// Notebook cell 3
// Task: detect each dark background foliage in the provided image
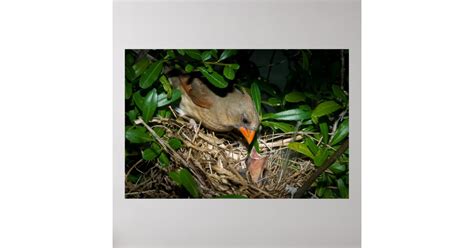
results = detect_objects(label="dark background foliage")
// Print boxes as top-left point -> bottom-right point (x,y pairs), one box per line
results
125,49 -> 349,198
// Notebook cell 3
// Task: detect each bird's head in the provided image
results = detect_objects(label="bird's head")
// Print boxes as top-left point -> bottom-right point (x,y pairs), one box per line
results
227,89 -> 260,144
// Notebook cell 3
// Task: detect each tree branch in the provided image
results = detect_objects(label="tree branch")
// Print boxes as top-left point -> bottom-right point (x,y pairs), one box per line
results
294,139 -> 349,198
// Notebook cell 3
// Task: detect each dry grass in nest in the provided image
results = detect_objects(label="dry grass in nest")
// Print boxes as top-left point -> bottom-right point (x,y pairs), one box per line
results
125,114 -> 319,198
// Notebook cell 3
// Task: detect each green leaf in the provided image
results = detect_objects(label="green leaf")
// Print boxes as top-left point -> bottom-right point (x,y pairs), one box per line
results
323,189 -> 336,198
329,162 -> 346,175
332,85 -> 348,104
312,101 -> 341,120
153,127 -> 165,137
304,92 -> 318,100
205,65 -> 214,72
301,119 -> 313,125
316,186 -> 326,198
210,49 -> 218,58
151,143 -> 162,154
169,168 -> 200,197
284,91 -> 306,103
259,81 -> 277,96
125,82 -> 132,100
184,64 -> 194,73
159,75 -> 173,98
132,58 -> 151,79
288,142 -> 314,159
302,125 -> 316,132
127,109 -> 137,123
319,122 -> 329,144
223,66 -> 235,80
125,52 -> 135,66
216,194 -> 247,199
198,67 -> 228,88
166,50 -> 176,59
132,91 -> 144,110
125,66 -> 136,81
304,137 -> 318,157
302,51 -> 310,71
158,109 -> 171,118
159,152 -> 170,167
262,97 -> 282,107
261,121 -> 294,133
327,173 -> 336,185
142,148 -> 159,161
250,82 -> 261,116
331,119 -> 349,145
125,126 -> 152,143
166,50 -> 175,58
230,63 -> 240,70
139,61 -> 163,89
127,174 -> 139,184
157,89 -> 181,107
262,109 -> 311,121
218,49 -> 236,61
142,89 -> 158,122
177,49 -> 185,56
201,51 -> 212,61
252,137 -> 260,153
337,178 -> 349,198
168,137 -> 182,150
298,104 -> 312,112
314,147 -> 329,167
184,50 -> 202,60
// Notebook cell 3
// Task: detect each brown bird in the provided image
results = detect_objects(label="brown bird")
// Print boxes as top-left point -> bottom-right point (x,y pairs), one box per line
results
247,146 -> 268,183
170,75 -> 259,144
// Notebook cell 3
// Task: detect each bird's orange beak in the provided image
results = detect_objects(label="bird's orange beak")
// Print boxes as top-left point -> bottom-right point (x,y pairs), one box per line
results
239,127 -> 256,144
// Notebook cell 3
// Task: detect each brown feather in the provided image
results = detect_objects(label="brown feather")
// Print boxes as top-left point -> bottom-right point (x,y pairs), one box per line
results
180,76 -> 213,109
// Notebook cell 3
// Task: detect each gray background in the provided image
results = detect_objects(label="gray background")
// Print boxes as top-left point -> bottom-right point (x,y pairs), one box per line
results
113,0 -> 361,247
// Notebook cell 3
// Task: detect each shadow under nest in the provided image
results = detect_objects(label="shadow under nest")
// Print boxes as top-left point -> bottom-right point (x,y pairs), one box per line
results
125,113 -> 318,199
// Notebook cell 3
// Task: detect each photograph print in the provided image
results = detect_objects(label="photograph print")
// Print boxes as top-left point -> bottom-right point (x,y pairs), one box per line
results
124,49 -> 349,199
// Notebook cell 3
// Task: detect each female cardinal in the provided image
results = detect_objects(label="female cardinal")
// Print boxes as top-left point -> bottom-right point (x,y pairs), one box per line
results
170,75 -> 259,144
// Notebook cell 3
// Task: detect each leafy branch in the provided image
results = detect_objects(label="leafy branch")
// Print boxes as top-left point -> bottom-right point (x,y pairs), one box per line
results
294,139 -> 349,198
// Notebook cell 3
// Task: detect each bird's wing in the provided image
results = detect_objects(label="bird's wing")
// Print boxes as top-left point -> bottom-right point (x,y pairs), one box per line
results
183,77 -> 213,109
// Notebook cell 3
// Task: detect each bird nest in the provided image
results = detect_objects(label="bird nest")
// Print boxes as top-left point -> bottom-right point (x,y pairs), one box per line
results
125,114 -> 317,198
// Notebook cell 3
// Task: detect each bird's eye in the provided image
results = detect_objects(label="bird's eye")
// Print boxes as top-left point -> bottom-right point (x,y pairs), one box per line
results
242,117 -> 249,124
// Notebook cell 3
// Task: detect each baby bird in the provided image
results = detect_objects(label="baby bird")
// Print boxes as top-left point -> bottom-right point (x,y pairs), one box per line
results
170,75 -> 259,144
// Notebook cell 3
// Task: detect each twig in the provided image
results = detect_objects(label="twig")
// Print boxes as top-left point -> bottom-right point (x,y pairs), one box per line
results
135,117 -> 210,189
266,50 -> 277,81
329,109 -> 347,142
168,106 -> 178,119
125,159 -> 143,183
192,120 -> 202,142
204,61 -> 233,67
294,139 -> 349,198
260,131 -> 318,142
257,58 -> 287,68
198,132 -> 224,145
315,136 -> 323,146
260,135 -> 303,149
125,189 -> 157,196
277,121 -> 302,185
